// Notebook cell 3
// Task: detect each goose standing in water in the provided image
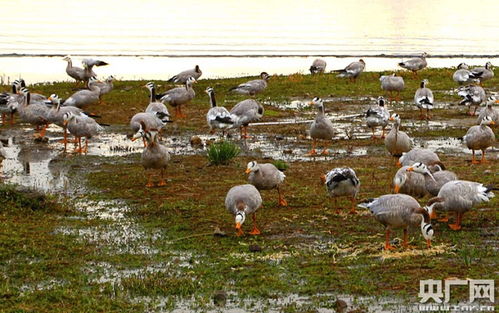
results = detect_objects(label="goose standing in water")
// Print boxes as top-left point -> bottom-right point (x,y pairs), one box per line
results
246,161 -> 287,206
393,165 -> 427,198
458,85 -> 486,116
470,62 -> 494,85
132,127 -> 170,187
398,148 -> 441,167
427,180 -> 495,230
0,79 -> 23,125
358,194 -> 434,250
414,79 -> 434,120
229,98 -> 264,139
168,65 -> 202,84
130,111 -> 171,146
225,184 -> 263,236
205,87 -> 237,136
63,77 -> 101,108
380,74 -> 404,101
229,72 -> 270,96
335,59 -> 365,82
17,88 -> 50,138
309,59 -> 327,74
398,52 -> 428,76
307,97 -> 335,155
144,82 -> 169,115
463,116 -> 496,164
365,96 -> 390,139
453,63 -> 475,85
476,97 -> 498,124
63,111 -> 103,154
321,167 -> 360,214
384,113 -> 411,157
159,76 -> 196,118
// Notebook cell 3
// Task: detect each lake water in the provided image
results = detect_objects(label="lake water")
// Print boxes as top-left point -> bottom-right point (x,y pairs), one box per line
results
1,0 -> 498,83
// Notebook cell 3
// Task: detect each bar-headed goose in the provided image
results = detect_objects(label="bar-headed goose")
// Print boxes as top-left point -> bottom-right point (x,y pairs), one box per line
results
476,97 -> 498,124
229,98 -> 264,139
427,180 -> 495,230
414,79 -> 434,120
309,59 -> 326,74
144,82 -> 169,116
398,148 -> 441,167
225,184 -> 263,236
132,127 -> 170,187
205,87 -> 237,136
358,194 -> 434,250
380,74 -> 404,101
470,62 -> 494,85
17,87 -> 50,138
246,161 -> 287,206
453,63 -> 476,85
458,85 -> 486,116
63,111 -> 103,154
393,165 -> 427,198
335,59 -> 365,82
398,52 -> 428,76
463,116 -> 496,164
81,58 -> 109,80
407,162 -> 458,198
63,56 -> 88,84
308,97 -> 335,155
130,111 -> 171,145
365,96 -> 390,139
229,72 -> 270,96
384,113 -> 411,157
92,75 -> 115,97
0,79 -> 23,124
168,65 -> 202,84
64,77 -> 101,108
159,76 -> 196,118
321,167 -> 360,214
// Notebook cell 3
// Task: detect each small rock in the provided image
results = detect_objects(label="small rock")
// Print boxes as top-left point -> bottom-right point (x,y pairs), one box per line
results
34,136 -> 49,143
334,299 -> 348,312
213,290 -> 227,307
283,149 -> 293,154
190,135 -> 203,147
249,245 -> 262,252
213,227 -> 227,237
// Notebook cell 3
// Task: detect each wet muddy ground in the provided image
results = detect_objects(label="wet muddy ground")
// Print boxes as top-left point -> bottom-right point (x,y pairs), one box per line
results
1,85 -> 497,312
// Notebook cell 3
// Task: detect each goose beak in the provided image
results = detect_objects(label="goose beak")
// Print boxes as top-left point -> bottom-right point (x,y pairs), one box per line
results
245,168 -> 251,174
491,121 -> 496,125
396,160 -> 401,167
63,120 -> 68,127
389,116 -> 394,121
320,174 -> 326,184
394,184 -> 400,193
407,167 -> 414,172
235,222 -> 243,236
495,100 -> 499,104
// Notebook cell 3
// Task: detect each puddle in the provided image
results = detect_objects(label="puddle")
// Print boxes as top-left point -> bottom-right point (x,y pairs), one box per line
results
415,137 -> 499,158
72,199 -> 131,221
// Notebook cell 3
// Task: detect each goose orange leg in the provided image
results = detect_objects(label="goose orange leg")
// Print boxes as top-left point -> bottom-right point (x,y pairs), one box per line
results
158,169 -> 167,186
349,197 -> 357,214
249,213 -> 261,235
448,212 -> 462,230
307,139 -> 317,155
385,229 -> 396,250
320,142 -> 330,155
145,172 -> 155,188
277,186 -> 288,206
480,150 -> 489,164
471,150 -> 480,164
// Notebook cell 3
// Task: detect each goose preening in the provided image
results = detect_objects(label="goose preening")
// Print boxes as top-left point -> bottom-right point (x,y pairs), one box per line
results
130,111 -> 171,146
309,59 -> 327,74
321,167 -> 360,214
144,82 -> 169,115
132,127 -> 170,187
229,72 -> 270,96
384,113 -> 412,157
17,87 -> 50,138
307,97 -> 335,155
358,194 -> 434,250
476,97 -> 498,124
365,96 -> 389,139
427,180 -> 495,230
246,161 -> 287,206
63,111 -> 103,154
407,162 -> 458,197
91,75 -> 115,98
463,116 -> 496,164
168,65 -> 202,84
453,63 -> 476,85
335,59 -> 365,82
380,74 -> 404,101
393,165 -> 427,198
398,148 -> 441,167
229,98 -> 264,139
398,52 -> 428,76
159,76 -> 196,118
225,184 -> 263,236
81,58 -> 109,79
458,85 -> 486,116
414,79 -> 434,120
470,62 -> 494,85
205,87 -> 237,136
63,77 -> 101,108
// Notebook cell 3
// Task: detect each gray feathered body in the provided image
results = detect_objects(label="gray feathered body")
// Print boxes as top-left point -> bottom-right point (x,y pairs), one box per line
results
380,75 -> 405,92
64,86 -> 101,108
207,106 -> 237,130
230,79 -> 267,95
366,106 -> 389,128
310,59 -> 327,74
414,87 -> 434,110
476,105 -> 498,124
470,63 -> 494,83
336,60 -> 365,78
67,115 -> 103,139
398,56 -> 427,72
142,141 -> 170,170
225,184 -> 262,216
18,100 -> 50,127
130,112 -> 166,133
161,84 -> 195,107
168,66 -> 202,83
230,99 -> 264,127
424,170 -> 458,196
399,148 -> 440,167
463,124 -> 495,150
324,167 -> 360,198
47,106 -> 83,127
394,166 -> 427,198
385,121 -> 411,156
248,163 -> 285,190
453,68 -> 474,84
310,109 -> 335,140
458,85 -> 486,107
432,180 -> 495,214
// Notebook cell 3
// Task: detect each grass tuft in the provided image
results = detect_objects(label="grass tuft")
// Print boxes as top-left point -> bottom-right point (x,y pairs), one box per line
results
206,140 -> 240,165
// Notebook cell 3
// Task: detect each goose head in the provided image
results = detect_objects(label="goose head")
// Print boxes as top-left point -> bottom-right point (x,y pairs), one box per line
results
421,52 -> 428,58
195,65 -> 201,73
420,79 -> 429,88
20,87 -> 30,105
205,86 -> 214,95
377,96 -> 386,107
485,62 -> 493,70
420,213 -> 434,248
309,97 -> 324,112
185,76 -> 197,87
62,111 -> 77,126
131,123 -> 146,141
359,59 -> 365,65
393,170 -> 408,193
106,75 -> 115,82
234,201 -> 247,235
389,113 -> 400,123
245,161 -> 259,174
155,111 -> 172,124
260,72 -> 270,81
457,63 -> 469,70
62,55 -> 71,62
406,162 -> 436,182
480,116 -> 495,126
